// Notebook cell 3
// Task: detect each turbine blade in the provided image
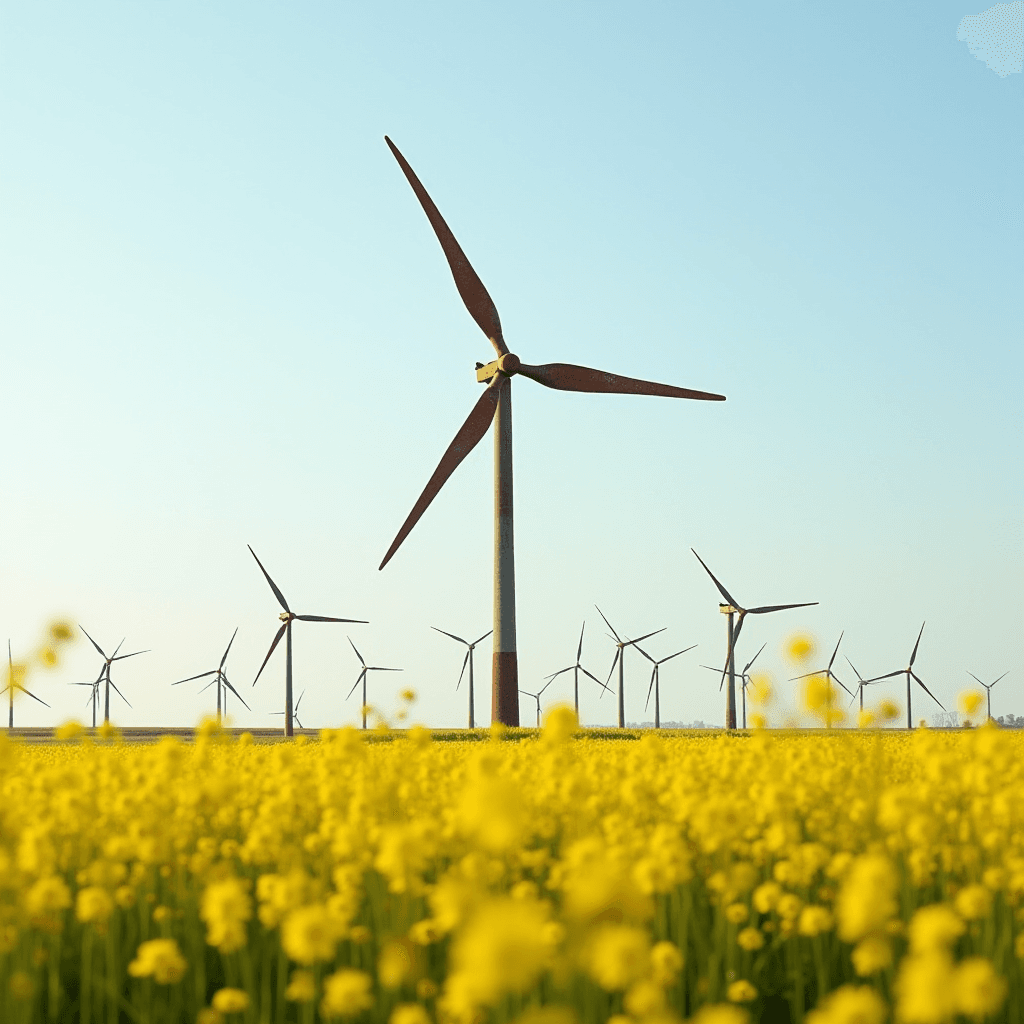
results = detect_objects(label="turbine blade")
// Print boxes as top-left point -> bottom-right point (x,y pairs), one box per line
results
580,666 -> 611,692
605,649 -> 620,686
645,666 -> 656,712
346,669 -> 366,701
220,627 -> 239,669
743,642 -> 767,674
456,649 -> 470,690
633,644 -> 656,664
863,670 -> 903,683
222,676 -> 251,711
732,613 -> 747,648
690,550 -> 741,608
661,644 -> 697,664
517,362 -> 725,401
79,626 -> 106,660
252,623 -> 288,686
747,602 -> 818,614
110,639 -> 126,658
909,622 -> 926,668
544,666 -> 573,682
594,605 -> 622,643
577,621 -> 585,662
432,627 -> 468,645
111,650 -> 148,662
827,631 -> 844,671
18,686 -> 50,708
625,628 -> 666,648
173,670 -> 217,685
297,615 -> 367,623
967,671 -> 986,687
379,380 -> 505,570
472,630 -> 493,646
384,137 -> 507,355
911,670 -> 944,711
248,546 -> 291,612
991,671 -> 1009,687
845,656 -> 864,682
830,671 -> 854,697
347,636 -> 367,667
198,678 -> 217,694
108,678 -> 132,708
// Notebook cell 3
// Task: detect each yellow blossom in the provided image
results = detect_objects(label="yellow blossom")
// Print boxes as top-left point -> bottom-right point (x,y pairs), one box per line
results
211,988 -> 250,1013
321,969 -> 373,1018
127,938 -> 187,984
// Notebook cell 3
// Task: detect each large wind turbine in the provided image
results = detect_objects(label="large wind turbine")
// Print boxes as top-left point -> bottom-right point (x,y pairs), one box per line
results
5,642 -> 49,727
346,638 -> 402,729
77,628 -> 147,726
596,606 -> 665,728
635,641 -> 696,729
173,629 -> 250,721
864,623 -> 944,729
967,670 -> 1009,722
377,137 -> 726,725
543,622 -> 609,721
249,546 -> 367,736
691,550 -> 817,730
432,626 -> 492,728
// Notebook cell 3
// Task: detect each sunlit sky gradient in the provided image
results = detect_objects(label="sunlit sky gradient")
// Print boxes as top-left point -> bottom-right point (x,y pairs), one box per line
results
2,3 -> 1020,730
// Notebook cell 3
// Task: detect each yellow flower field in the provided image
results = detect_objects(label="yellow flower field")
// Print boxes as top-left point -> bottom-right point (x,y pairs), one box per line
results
1,714 -> 1021,1024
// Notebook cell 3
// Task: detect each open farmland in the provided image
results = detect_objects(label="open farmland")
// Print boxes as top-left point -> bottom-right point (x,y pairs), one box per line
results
0,719 -> 1020,1023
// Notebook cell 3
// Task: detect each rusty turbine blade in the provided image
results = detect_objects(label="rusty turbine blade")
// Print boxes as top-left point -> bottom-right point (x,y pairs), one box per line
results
517,362 -> 726,401
380,379 -> 505,570
384,137 -> 507,356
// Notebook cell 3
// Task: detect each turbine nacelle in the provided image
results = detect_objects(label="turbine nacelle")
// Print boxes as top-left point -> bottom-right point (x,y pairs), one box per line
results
477,353 -> 521,381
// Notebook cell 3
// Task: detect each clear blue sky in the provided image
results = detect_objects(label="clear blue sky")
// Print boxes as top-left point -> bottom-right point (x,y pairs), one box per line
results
1,2 -> 1020,729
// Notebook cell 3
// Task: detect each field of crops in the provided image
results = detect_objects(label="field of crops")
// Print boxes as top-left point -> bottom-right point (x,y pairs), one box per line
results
0,715 -> 1020,1024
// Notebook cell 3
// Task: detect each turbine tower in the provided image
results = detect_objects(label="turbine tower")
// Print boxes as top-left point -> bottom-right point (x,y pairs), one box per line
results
702,642 -> 766,729
249,546 -> 367,737
378,137 -> 726,725
432,627 -> 492,728
596,606 -> 664,728
543,621 -> 609,721
691,550 -> 816,730
864,623 -> 944,729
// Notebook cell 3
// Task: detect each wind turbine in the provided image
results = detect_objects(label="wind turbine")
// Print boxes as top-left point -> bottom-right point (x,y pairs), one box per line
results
519,680 -> 555,728
173,629 -> 250,721
845,656 -> 880,712
346,638 -> 402,729
377,136 -> 726,726
863,623 -> 944,729
691,550 -> 817,730
635,641 -> 696,729
967,670 -> 1008,722
790,633 -> 854,717
249,546 -> 367,737
595,606 -> 665,728
700,642 -> 766,729
543,621 -> 609,721
78,627 -> 147,725
431,627 -> 492,728
273,690 -> 307,730
5,642 -> 49,727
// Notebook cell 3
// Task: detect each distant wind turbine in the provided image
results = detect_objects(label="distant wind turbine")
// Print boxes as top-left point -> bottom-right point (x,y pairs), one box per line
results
790,633 -> 854,715
864,623 -> 944,729
173,629 -> 250,721
701,642 -> 766,729
77,627 -> 147,726
249,546 -> 367,737
376,136 -> 726,726
273,690 -> 307,730
635,641 -> 696,729
691,550 -> 817,730
5,641 -> 49,727
596,606 -> 665,728
346,638 -> 402,729
845,656 -> 880,712
967,670 -> 1008,722
432,627 -> 492,728
519,679 -> 555,728
543,621 -> 609,721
